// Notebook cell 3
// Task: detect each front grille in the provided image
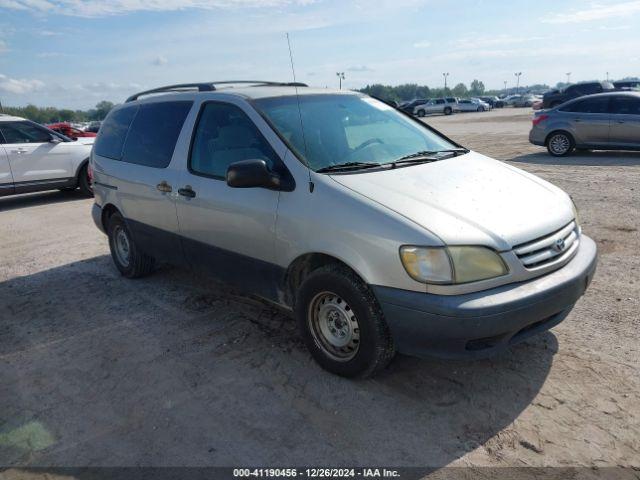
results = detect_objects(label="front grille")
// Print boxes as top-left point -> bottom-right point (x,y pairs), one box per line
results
514,221 -> 580,269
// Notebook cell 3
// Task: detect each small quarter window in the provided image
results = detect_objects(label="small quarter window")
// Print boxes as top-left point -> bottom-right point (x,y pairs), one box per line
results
94,106 -> 138,160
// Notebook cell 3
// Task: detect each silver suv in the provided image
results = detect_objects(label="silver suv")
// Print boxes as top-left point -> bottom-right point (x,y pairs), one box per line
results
414,98 -> 458,116
91,81 -> 597,378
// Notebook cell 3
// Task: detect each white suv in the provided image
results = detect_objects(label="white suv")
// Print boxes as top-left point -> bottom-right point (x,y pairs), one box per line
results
0,114 -> 94,197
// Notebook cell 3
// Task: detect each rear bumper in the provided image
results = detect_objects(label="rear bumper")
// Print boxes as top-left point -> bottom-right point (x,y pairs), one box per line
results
529,127 -> 546,146
373,236 -> 598,359
92,203 -> 105,234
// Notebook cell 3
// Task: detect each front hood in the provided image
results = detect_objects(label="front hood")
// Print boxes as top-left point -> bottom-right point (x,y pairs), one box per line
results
330,152 -> 573,250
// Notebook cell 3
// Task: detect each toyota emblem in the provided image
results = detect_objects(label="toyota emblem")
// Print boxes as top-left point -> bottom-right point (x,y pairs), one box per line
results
553,238 -> 566,252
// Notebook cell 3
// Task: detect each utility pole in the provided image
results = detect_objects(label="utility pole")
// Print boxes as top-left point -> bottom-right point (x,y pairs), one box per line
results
336,72 -> 345,90
443,72 -> 450,91
566,72 -> 571,84
514,72 -> 522,94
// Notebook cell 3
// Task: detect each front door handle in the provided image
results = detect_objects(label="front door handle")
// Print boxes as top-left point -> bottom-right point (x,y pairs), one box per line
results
178,185 -> 196,198
10,148 -> 28,154
156,180 -> 172,193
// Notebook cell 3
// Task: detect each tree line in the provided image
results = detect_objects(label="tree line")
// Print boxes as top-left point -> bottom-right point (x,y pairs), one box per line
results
0,101 -> 115,124
359,81 -> 552,103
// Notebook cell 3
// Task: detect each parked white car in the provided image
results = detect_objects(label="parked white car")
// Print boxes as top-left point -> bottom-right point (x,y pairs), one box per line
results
0,114 -> 93,197
457,98 -> 490,112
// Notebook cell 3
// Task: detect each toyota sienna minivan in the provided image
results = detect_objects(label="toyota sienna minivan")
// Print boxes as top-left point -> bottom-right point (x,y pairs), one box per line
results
90,81 -> 597,378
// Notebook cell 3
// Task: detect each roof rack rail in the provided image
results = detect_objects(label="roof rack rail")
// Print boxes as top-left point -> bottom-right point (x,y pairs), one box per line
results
125,80 -> 308,102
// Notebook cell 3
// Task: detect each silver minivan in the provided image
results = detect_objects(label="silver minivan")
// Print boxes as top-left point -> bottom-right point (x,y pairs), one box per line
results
91,81 -> 597,378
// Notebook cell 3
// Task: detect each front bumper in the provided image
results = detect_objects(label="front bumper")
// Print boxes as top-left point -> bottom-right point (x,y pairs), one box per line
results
373,235 -> 597,359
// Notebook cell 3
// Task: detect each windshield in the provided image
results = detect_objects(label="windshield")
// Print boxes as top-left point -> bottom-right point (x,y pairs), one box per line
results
253,94 -> 458,171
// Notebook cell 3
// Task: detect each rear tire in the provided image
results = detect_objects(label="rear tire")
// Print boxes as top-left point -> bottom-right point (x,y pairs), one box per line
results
107,212 -> 155,278
444,106 -> 452,115
295,264 -> 395,378
77,163 -> 93,197
416,109 -> 426,117
546,131 -> 575,157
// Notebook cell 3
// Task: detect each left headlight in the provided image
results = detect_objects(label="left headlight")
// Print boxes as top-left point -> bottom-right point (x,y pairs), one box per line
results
400,246 -> 508,285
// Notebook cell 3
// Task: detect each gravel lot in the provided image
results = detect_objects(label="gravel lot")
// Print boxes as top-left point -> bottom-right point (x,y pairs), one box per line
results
0,108 -> 638,470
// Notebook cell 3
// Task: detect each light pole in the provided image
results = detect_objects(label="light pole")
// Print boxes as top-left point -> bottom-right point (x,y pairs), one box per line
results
606,71 -> 610,81
566,72 -> 571,84
503,80 -> 507,95
336,72 -> 345,90
514,72 -> 522,94
443,72 -> 450,91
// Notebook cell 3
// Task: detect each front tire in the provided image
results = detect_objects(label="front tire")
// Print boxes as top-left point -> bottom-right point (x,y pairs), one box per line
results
107,212 -> 155,278
416,109 -> 426,117
295,265 -> 395,378
546,131 -> 575,157
78,163 -> 93,197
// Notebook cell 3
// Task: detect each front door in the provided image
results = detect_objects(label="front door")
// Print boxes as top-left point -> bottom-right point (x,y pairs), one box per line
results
608,95 -> 640,148
175,100 -> 282,301
0,145 -> 14,196
0,121 -> 73,187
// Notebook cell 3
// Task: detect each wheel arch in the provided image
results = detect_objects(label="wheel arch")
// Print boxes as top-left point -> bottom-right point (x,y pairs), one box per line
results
100,203 -> 121,232
544,129 -> 575,146
73,157 -> 90,181
283,252 -> 369,307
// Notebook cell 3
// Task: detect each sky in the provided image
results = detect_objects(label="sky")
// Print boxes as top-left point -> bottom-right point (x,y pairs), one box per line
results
0,0 -> 639,109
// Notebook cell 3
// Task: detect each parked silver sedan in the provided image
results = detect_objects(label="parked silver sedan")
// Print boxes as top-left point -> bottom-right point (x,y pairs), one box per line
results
529,91 -> 640,156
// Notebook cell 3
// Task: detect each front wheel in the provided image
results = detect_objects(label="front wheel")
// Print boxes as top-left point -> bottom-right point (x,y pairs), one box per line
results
416,109 -> 426,117
78,163 -> 93,197
107,212 -> 155,278
295,265 -> 395,378
547,131 -> 575,157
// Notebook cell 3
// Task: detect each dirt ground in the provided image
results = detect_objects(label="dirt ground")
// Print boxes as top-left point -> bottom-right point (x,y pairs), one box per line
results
0,108 -> 638,470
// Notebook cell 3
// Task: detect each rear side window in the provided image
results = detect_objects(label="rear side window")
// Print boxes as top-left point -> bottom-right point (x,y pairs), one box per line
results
94,106 -> 138,160
189,102 -> 278,179
0,121 -> 52,144
560,97 -> 609,114
610,96 -> 640,115
121,101 -> 193,168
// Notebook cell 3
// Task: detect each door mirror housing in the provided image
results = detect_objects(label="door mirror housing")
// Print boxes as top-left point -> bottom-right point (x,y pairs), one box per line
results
226,159 -> 282,190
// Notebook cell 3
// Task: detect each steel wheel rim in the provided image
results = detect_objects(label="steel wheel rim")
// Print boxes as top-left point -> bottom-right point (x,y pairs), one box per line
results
308,291 -> 360,362
114,226 -> 131,267
550,134 -> 570,154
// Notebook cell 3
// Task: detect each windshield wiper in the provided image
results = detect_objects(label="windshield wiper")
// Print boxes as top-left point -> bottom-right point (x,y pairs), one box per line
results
394,148 -> 468,162
316,162 -> 380,173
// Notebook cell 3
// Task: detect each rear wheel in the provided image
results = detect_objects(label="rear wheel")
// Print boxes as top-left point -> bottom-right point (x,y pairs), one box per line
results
444,106 -> 452,115
546,131 -> 575,157
295,264 -> 395,378
416,109 -> 426,117
107,212 -> 155,278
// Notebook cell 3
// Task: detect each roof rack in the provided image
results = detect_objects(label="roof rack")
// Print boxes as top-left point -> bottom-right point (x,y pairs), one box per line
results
125,80 -> 308,102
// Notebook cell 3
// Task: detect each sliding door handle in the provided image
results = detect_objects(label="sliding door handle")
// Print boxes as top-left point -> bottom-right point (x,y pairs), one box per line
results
156,180 -> 172,193
178,185 -> 196,198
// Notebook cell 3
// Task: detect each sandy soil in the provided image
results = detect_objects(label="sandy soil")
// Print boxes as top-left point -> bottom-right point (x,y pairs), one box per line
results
0,108 -> 638,470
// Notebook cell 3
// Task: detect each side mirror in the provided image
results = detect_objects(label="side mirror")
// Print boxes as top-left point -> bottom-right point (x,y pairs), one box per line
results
226,159 -> 281,190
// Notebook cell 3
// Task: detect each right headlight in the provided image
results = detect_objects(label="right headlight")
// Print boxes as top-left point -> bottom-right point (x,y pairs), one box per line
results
400,245 -> 508,285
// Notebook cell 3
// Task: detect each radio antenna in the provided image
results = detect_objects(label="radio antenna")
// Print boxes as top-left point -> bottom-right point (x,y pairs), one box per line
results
286,32 -> 313,192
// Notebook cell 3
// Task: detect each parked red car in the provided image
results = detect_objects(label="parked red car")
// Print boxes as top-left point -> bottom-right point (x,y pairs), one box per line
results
46,122 -> 97,139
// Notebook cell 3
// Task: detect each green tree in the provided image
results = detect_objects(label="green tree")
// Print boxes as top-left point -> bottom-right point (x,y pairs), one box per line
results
469,79 -> 485,96
451,83 -> 468,97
